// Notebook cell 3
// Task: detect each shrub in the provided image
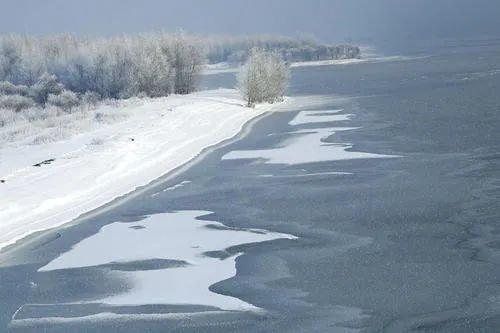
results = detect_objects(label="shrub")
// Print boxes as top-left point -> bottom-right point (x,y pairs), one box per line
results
29,73 -> 64,105
0,94 -> 35,112
0,81 -> 29,96
94,109 -> 128,123
0,109 -> 16,127
47,90 -> 80,113
82,91 -> 100,110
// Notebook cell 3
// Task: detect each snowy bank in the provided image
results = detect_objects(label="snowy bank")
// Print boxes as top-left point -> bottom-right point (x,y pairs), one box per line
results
203,55 -> 425,75
0,89 -> 283,251
289,55 -> 423,68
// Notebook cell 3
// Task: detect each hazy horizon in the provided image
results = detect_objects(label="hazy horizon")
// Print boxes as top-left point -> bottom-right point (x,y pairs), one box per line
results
1,0 -> 499,45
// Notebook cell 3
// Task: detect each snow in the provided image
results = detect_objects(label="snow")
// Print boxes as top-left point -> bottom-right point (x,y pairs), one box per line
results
150,180 -> 191,197
223,110 -> 400,165
290,55 -> 426,68
222,127 -> 394,165
39,210 -> 296,311
0,89 -> 284,251
288,109 -> 349,125
10,311 -> 230,326
257,171 -> 352,178
203,62 -> 240,75
203,55 -> 426,75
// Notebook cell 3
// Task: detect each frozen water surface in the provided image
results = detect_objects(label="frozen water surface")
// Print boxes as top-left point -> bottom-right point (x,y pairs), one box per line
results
223,110 -> 399,165
288,109 -> 349,126
40,211 -> 296,311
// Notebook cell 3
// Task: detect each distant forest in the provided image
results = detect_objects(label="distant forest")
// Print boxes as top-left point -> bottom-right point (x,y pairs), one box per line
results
205,35 -> 361,64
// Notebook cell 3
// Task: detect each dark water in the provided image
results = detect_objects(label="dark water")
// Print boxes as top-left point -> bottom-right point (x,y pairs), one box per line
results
1,39 -> 500,332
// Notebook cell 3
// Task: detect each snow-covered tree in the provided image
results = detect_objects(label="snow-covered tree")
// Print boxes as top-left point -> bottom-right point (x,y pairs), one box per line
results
0,37 -> 23,83
0,32 -> 337,102
170,32 -> 204,95
131,41 -> 172,97
265,52 -> 290,103
238,48 -> 290,107
30,73 -> 64,105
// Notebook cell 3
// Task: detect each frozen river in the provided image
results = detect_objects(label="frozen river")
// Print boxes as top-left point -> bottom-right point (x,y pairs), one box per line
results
1,38 -> 500,332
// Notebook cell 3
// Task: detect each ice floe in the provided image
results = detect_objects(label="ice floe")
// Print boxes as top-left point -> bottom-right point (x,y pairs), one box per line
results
39,211 -> 296,311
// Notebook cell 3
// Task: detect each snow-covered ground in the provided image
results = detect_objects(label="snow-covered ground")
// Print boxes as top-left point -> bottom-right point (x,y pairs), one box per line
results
0,89 -> 284,251
203,62 -> 241,75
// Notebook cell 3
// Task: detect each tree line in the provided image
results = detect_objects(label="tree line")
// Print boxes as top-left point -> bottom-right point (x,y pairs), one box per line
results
0,32 -> 204,100
0,32 -> 359,113
204,34 -> 360,64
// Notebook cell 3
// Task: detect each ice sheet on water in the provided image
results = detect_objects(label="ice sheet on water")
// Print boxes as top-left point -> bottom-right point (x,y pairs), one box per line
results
288,109 -> 349,126
223,127 -> 397,165
39,210 -> 296,311
223,110 -> 399,165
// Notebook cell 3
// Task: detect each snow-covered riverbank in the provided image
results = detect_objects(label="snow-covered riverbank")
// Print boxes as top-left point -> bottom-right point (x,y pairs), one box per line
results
0,89 -> 282,251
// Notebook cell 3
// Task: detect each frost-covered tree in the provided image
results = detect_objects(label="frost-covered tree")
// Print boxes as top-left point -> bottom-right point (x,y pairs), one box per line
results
131,41 -> 172,97
170,32 -> 205,95
238,48 -> 290,107
0,37 -> 23,83
0,32 -> 337,102
238,49 -> 262,108
265,52 -> 290,103
30,73 -> 64,105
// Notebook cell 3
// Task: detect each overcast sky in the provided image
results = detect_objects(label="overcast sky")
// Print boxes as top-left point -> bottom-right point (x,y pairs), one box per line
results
0,0 -> 499,43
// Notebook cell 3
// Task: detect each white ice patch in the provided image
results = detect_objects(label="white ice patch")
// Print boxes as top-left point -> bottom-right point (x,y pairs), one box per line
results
151,180 -> 191,197
39,211 -> 296,311
10,311 -> 229,327
288,109 -> 349,126
257,171 -> 352,178
223,127 -> 396,165
223,110 -> 399,165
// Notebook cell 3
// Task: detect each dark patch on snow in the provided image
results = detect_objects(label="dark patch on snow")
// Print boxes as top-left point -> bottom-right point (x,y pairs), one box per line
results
204,223 -> 266,234
12,303 -> 220,321
30,233 -> 62,251
202,250 -> 233,260
33,159 -> 55,167
99,259 -> 189,271
129,225 -> 146,230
